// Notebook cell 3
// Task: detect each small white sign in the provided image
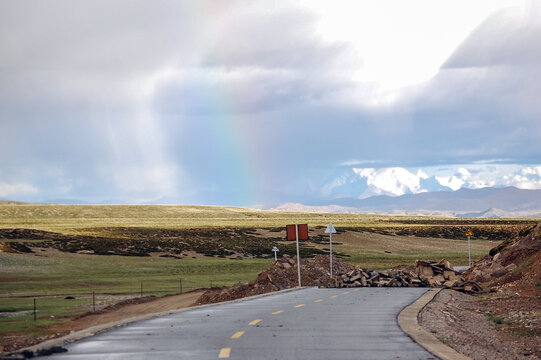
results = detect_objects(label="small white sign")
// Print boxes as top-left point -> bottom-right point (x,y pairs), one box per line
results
325,222 -> 336,234
272,246 -> 279,261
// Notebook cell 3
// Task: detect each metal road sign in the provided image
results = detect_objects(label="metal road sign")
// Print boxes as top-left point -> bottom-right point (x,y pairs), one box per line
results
287,224 -> 309,241
325,222 -> 336,278
465,229 -> 473,267
325,222 -> 337,234
285,225 -> 304,287
272,246 -> 279,261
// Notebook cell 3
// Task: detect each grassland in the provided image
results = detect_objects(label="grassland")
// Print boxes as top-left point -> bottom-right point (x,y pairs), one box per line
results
0,251 -> 271,337
0,203 -> 534,233
0,202 -> 537,344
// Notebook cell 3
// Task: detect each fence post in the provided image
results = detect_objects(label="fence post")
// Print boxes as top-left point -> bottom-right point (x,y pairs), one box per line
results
140,281 -> 143,297
179,279 -> 183,294
33,298 -> 36,322
93,291 -> 96,312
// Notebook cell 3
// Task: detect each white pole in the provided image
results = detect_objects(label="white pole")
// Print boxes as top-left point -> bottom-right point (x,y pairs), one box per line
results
468,235 -> 471,268
295,224 -> 302,287
329,232 -> 333,279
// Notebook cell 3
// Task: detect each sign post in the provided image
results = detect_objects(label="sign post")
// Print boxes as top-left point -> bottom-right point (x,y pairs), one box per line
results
325,222 -> 337,279
465,229 -> 473,267
272,246 -> 279,261
286,224 -> 308,288
295,224 -> 301,287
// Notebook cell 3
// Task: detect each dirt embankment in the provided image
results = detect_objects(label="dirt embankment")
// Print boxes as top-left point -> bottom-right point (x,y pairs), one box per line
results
420,224 -> 541,360
420,290 -> 540,360
464,224 -> 541,296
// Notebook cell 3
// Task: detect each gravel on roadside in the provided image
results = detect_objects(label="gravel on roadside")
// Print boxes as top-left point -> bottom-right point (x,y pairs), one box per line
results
419,289 -> 540,360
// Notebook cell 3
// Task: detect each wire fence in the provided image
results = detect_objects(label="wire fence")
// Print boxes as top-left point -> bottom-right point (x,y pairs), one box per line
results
0,278 -> 240,323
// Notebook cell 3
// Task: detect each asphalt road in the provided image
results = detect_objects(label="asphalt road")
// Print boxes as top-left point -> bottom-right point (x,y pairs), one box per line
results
45,287 -> 437,360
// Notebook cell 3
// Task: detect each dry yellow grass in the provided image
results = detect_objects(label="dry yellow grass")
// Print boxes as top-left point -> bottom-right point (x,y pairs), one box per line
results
0,203 -> 534,234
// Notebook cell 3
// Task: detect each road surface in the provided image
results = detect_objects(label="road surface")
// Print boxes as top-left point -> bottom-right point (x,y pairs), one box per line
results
45,287 -> 437,360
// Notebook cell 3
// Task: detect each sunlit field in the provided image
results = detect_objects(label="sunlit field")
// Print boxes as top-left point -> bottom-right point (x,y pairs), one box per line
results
0,203 -> 536,337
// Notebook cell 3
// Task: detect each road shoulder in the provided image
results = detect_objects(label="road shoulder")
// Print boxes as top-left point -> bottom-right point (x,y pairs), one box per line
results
398,288 -> 472,360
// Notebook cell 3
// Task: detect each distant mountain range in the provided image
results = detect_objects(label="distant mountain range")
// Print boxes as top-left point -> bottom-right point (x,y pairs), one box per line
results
269,187 -> 541,218
4,187 -> 541,218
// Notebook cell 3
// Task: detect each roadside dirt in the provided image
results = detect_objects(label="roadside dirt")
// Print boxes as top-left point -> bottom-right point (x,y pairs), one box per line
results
420,289 -> 540,360
420,224 -> 541,360
196,255 -> 354,305
0,290 -> 203,354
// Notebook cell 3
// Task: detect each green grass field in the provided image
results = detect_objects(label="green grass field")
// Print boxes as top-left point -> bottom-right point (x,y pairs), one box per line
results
0,203 -> 537,340
0,252 -> 271,336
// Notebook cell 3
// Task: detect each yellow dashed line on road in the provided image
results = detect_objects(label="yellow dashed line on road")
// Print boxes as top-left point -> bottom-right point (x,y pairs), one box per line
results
295,304 -> 306,308
314,299 -> 323,302
231,331 -> 245,339
249,319 -> 262,326
343,291 -> 350,294
330,295 -> 338,298
272,310 -> 284,315
218,347 -> 231,358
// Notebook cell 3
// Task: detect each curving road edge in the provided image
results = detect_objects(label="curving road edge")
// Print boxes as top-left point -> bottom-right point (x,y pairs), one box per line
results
397,288 -> 473,360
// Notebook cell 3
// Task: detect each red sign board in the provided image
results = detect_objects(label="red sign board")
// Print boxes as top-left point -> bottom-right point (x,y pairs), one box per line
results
286,224 -> 309,241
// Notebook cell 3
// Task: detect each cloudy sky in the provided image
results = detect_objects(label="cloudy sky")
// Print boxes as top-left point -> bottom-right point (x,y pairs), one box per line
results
1,0 -> 540,205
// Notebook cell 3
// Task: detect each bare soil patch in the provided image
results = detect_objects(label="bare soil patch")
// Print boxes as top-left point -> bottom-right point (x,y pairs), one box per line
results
420,224 -> 541,360
420,289 -> 540,360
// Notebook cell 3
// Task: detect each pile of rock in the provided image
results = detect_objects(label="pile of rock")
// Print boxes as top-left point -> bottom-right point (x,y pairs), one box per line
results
415,259 -> 482,293
197,255 -> 484,305
335,267 -> 423,288
336,259 -> 483,294
197,255 -> 353,304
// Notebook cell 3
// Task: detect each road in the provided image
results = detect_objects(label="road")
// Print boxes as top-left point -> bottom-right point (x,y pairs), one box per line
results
45,287 -> 437,360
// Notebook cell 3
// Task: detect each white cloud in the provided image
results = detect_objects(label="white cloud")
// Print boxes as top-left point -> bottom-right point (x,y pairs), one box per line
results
320,173 -> 349,197
0,182 -> 38,198
417,170 -> 429,180
339,159 -> 382,167
303,0 -> 524,93
435,175 -> 465,191
428,165 -> 541,192
352,167 -> 425,197
522,166 -> 541,176
323,164 -> 541,199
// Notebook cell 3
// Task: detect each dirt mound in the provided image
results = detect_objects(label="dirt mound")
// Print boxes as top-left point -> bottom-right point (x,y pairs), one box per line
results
196,255 -> 354,305
196,255 -> 481,305
464,224 -> 541,294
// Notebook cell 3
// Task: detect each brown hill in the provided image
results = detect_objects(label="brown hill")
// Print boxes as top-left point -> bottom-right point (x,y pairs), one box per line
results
464,224 -> 541,295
